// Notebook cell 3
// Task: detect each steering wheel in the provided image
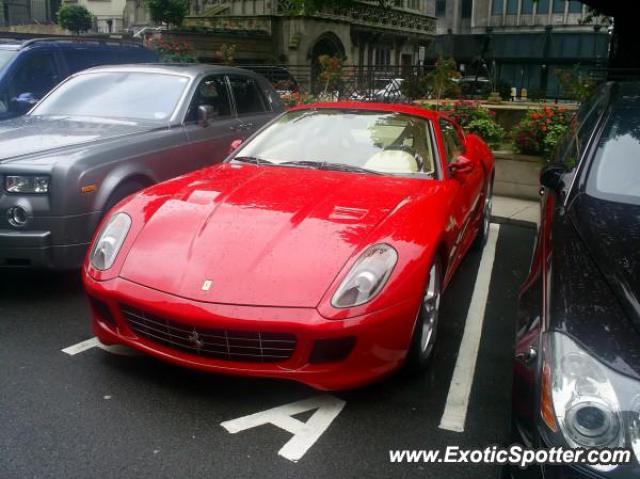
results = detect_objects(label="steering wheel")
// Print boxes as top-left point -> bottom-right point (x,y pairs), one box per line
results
382,145 -> 425,171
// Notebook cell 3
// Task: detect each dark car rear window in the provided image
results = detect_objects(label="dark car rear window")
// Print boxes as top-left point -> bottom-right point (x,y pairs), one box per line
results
587,107 -> 640,205
62,46 -> 158,74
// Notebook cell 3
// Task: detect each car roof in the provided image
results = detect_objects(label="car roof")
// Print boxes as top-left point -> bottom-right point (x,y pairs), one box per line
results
77,63 -> 263,79
289,101 -> 443,121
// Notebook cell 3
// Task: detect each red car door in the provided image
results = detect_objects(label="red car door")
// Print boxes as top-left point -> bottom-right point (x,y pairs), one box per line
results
438,119 -> 485,282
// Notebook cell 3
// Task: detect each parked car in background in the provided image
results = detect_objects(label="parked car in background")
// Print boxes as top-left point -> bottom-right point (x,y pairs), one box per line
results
0,37 -> 159,121
455,76 -> 492,98
242,65 -> 299,95
83,102 -> 495,390
511,82 -> 640,478
0,63 -> 285,269
350,78 -> 405,103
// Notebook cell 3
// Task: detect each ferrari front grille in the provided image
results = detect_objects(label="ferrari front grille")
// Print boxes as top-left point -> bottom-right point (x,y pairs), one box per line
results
121,305 -> 297,363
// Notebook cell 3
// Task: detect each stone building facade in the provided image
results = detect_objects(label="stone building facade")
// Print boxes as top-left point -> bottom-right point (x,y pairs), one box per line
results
180,0 -> 437,68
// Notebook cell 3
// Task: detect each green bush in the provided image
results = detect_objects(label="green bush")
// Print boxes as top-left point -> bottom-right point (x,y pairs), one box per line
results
466,118 -> 506,147
145,0 -> 189,27
57,5 -> 92,35
425,100 -> 505,147
148,37 -> 196,63
542,124 -> 570,160
512,107 -> 573,157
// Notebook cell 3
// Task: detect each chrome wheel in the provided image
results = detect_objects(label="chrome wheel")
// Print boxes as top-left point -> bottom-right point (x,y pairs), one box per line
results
482,183 -> 493,239
420,261 -> 441,355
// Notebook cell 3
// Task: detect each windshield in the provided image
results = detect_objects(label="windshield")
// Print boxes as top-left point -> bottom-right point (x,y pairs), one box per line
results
232,109 -> 436,176
587,107 -> 640,205
0,50 -> 16,70
31,72 -> 189,122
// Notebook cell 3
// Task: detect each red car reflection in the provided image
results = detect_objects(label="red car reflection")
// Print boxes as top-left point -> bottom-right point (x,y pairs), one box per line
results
82,102 -> 495,390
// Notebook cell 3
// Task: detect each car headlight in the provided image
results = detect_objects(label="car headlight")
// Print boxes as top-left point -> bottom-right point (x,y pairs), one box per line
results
331,244 -> 398,308
5,175 -> 50,193
542,332 -> 640,470
90,213 -> 131,271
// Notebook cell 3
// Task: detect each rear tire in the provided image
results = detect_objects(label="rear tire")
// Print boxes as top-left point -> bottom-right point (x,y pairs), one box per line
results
474,176 -> 494,250
406,257 -> 442,371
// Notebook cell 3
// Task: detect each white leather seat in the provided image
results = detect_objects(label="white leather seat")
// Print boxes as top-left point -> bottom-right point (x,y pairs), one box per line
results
363,150 -> 420,174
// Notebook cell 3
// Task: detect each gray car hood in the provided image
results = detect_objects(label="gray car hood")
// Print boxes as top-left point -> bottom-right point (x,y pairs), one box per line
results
0,116 -> 161,164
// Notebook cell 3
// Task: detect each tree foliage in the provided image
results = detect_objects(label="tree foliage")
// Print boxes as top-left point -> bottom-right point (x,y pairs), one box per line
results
426,57 -> 461,108
57,5 -> 93,35
145,0 -> 189,27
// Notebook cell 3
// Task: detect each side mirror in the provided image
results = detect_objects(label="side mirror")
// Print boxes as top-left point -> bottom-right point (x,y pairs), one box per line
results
449,156 -> 474,176
197,105 -> 216,127
10,92 -> 39,114
540,165 -> 565,192
228,139 -> 243,154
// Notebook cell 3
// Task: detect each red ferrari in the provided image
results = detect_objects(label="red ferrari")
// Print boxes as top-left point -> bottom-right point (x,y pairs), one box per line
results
82,102 -> 495,390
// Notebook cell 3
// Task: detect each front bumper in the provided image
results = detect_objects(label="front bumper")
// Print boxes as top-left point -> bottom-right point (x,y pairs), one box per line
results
83,274 -> 419,390
0,211 -> 102,269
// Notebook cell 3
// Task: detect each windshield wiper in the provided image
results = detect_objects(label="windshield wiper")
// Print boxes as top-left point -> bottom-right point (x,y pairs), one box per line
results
279,160 -> 323,169
232,156 -> 273,166
319,163 -> 384,175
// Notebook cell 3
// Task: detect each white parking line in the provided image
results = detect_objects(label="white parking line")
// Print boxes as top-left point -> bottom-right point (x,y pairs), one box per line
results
62,337 -> 139,356
62,337 -> 101,356
439,223 -> 500,433
221,395 -> 346,463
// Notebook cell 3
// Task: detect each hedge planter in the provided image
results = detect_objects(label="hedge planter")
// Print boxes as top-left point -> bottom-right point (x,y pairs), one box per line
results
492,149 -> 543,201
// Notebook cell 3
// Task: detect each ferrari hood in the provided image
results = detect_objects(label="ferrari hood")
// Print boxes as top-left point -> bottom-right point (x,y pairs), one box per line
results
120,164 -> 432,307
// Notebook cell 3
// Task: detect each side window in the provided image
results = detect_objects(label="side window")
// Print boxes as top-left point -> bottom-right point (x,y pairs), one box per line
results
551,95 -> 605,172
11,50 -> 59,99
228,75 -> 268,115
186,75 -> 232,123
440,119 -> 464,164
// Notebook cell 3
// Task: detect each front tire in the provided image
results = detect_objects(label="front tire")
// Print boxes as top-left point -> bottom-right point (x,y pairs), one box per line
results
406,257 -> 442,371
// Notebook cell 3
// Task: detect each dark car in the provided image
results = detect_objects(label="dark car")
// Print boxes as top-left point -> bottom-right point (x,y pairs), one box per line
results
0,37 -> 158,120
511,82 -> 640,478
0,63 -> 284,270
242,65 -> 299,95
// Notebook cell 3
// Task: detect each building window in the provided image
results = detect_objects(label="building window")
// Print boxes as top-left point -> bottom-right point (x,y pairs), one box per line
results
552,0 -> 565,14
536,0 -> 549,13
521,0 -> 534,14
375,47 -> 391,67
492,0 -> 504,15
436,0 -> 446,16
407,0 -> 420,10
568,1 -> 582,13
461,0 -> 472,18
506,0 -> 518,14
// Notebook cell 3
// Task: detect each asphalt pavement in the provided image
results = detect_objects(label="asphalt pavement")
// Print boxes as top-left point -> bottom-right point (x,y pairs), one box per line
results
0,224 -> 535,479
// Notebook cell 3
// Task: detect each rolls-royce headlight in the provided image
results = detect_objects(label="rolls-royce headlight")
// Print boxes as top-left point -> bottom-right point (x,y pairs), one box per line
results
5,175 -> 50,193
332,244 -> 397,308
90,213 -> 131,271
542,332 -> 640,470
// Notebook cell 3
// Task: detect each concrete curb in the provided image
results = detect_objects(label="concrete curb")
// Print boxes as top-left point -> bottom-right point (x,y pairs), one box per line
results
491,214 -> 538,229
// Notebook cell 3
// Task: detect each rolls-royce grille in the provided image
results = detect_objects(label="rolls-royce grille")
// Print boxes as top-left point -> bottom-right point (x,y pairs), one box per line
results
121,305 -> 297,363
